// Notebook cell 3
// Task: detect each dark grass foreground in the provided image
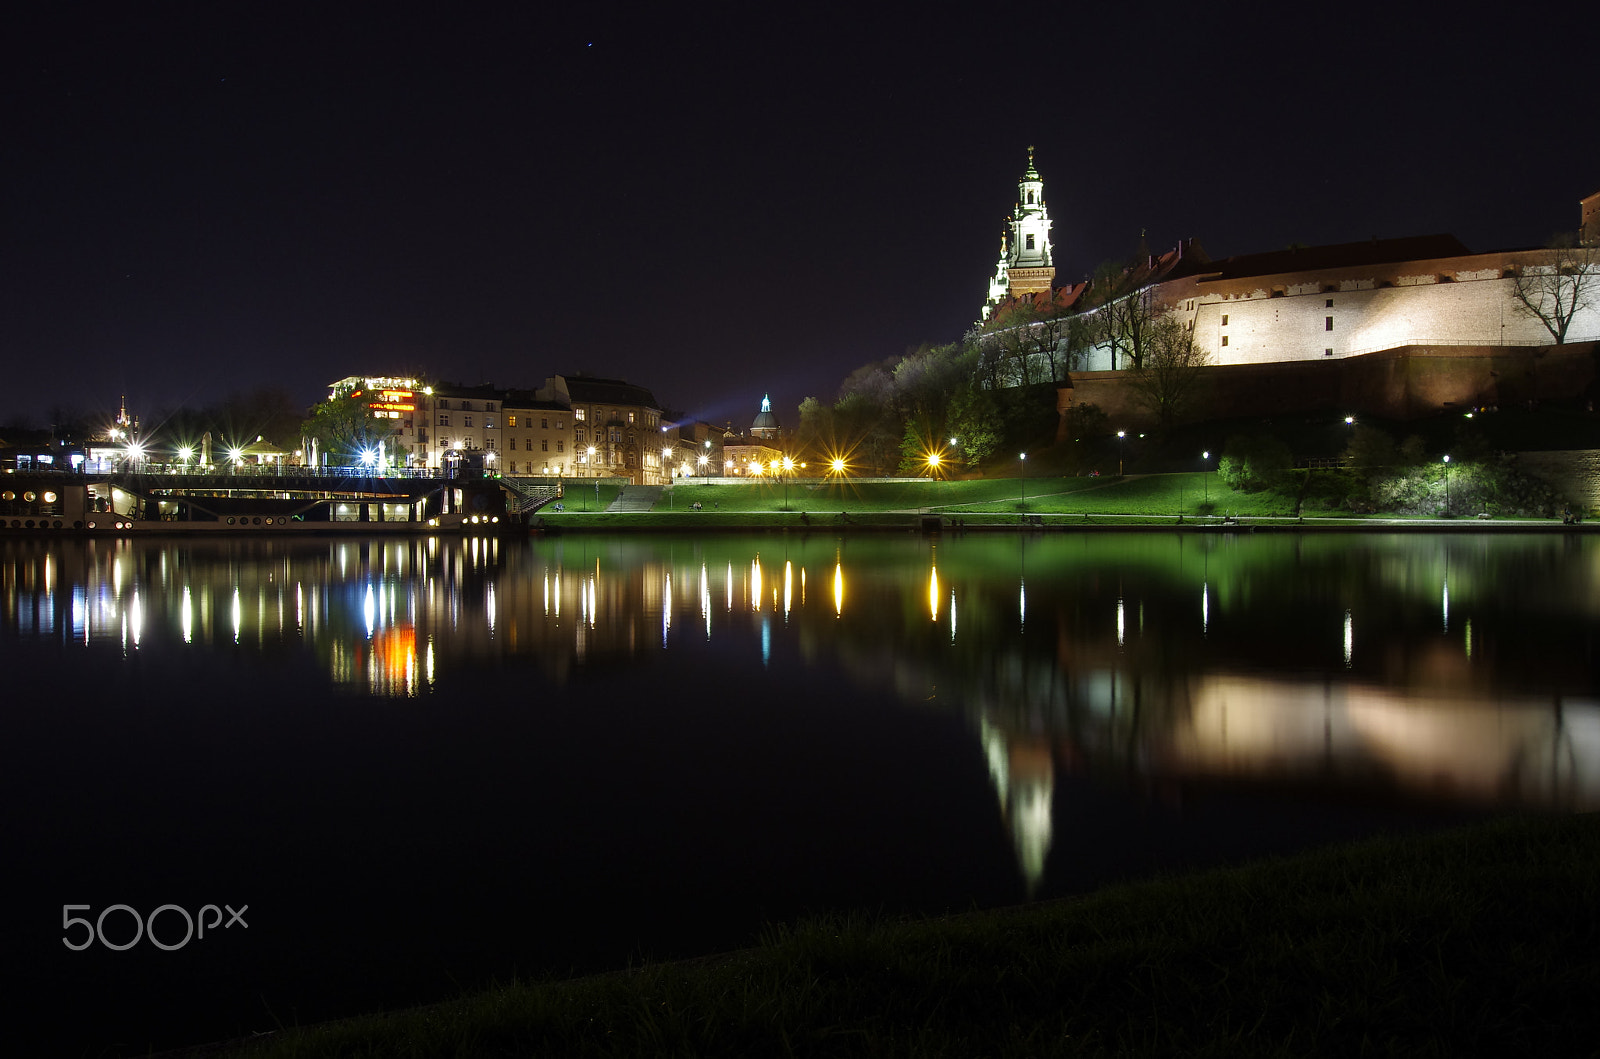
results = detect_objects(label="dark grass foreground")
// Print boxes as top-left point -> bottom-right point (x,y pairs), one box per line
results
209,814 -> 1598,1058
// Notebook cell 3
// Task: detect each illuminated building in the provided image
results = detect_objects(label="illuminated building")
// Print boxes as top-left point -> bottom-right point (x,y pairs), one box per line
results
535,375 -> 665,484
980,145 -> 1055,320
327,374 -> 666,484
720,395 -> 785,476
978,160 -> 1600,422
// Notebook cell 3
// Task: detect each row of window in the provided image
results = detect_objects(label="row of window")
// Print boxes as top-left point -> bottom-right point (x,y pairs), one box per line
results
508,438 -> 565,452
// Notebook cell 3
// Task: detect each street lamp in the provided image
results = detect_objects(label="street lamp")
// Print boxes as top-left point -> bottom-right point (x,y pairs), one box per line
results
1202,450 -> 1210,504
1019,452 -> 1027,509
926,451 -> 942,509
1442,454 -> 1451,513
1117,430 -> 1126,476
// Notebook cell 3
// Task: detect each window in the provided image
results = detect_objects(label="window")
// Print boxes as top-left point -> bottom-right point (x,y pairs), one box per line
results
1325,299 -> 1334,308
486,418 -> 495,429
508,415 -> 517,428
575,428 -> 585,443
439,414 -> 450,427
1325,317 -> 1334,331
556,440 -> 564,453
1325,348 -> 1334,356
438,399 -> 449,409
541,418 -> 548,429
557,418 -> 566,430
575,408 -> 586,421
627,411 -> 635,424
1221,315 -> 1228,325
465,415 -> 474,427
1025,234 -> 1036,250
541,439 -> 549,452
509,438 -> 517,450
1221,336 -> 1229,346
486,402 -> 496,412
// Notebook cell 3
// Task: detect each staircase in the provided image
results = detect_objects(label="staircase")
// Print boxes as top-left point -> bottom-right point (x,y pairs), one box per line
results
607,485 -> 662,512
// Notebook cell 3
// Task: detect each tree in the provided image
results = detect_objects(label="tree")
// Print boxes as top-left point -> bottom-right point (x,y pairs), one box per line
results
1219,434 -> 1292,491
1510,236 -> 1600,344
301,392 -> 391,466
1125,315 -> 1210,428
1079,261 -> 1160,370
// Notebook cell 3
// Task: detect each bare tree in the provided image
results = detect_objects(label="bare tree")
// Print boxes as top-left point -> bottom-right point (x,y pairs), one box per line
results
1127,315 -> 1210,428
1510,236 -> 1600,344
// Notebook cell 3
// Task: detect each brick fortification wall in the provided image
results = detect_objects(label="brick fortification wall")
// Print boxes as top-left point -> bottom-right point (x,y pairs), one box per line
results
1517,450 -> 1600,513
1059,343 -> 1598,432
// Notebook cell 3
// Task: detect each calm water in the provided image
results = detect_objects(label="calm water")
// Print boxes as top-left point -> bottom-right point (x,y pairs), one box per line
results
3,530 -> 1597,1054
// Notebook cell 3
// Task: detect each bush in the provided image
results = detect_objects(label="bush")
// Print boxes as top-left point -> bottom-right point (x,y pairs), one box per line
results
1219,434 -> 1294,492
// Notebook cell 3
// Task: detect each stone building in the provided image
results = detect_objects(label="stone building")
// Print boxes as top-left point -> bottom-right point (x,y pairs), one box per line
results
977,155 -> 1600,423
329,373 -> 667,483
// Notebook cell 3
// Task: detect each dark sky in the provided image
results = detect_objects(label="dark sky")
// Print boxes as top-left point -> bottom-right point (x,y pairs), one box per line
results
3,4 -> 1594,431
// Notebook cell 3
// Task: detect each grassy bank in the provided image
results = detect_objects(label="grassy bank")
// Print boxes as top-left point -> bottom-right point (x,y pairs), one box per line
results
532,474 -> 1583,531
207,812 -> 1598,1058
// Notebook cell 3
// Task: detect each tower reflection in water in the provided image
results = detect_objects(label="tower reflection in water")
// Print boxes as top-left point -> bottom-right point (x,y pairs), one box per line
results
3,531 -> 1597,898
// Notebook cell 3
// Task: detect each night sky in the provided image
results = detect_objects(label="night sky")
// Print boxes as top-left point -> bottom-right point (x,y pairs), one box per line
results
4,4 -> 1595,431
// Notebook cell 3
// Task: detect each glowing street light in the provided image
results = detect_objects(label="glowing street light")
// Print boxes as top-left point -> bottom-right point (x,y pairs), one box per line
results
1442,454 -> 1451,513
1117,430 -> 1127,476
1019,452 -> 1027,509
1202,450 -> 1211,503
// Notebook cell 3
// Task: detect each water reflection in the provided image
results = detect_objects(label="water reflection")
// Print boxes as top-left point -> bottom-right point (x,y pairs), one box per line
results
3,532 -> 1598,899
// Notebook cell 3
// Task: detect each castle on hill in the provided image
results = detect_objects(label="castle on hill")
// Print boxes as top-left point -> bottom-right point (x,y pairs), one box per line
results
978,150 -> 1600,419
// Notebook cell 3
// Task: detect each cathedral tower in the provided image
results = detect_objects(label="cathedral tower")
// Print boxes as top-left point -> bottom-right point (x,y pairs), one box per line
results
1006,146 -> 1054,295
981,147 -> 1056,319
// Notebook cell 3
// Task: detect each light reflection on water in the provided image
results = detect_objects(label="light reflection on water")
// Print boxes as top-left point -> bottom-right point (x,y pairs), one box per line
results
5,533 -> 1599,889
4,530 -> 1599,1053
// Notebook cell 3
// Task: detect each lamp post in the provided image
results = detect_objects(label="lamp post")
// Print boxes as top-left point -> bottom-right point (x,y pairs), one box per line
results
1442,454 -> 1451,514
1019,452 -> 1027,509
782,456 -> 794,510
1117,430 -> 1126,476
926,451 -> 941,509
1202,450 -> 1210,504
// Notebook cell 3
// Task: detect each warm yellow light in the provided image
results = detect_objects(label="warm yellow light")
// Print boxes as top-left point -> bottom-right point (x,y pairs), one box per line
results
832,458 -> 845,473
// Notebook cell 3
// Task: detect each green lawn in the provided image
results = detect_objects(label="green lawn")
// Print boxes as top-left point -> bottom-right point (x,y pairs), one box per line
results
211,812 -> 1600,1058
542,474 -> 1309,523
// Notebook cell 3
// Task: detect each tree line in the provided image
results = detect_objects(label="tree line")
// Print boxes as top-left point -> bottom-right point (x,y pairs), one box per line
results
790,253 -> 1211,476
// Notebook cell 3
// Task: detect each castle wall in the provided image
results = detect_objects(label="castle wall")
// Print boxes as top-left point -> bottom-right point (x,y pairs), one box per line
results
1517,450 -> 1600,512
1059,343 -> 1598,432
1067,250 -> 1600,373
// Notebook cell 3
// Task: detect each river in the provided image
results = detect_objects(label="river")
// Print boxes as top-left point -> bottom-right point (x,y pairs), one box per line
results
2,531 -> 1595,1053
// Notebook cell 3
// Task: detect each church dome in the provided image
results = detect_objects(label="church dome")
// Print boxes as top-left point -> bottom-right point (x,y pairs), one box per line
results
751,394 -> 780,438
